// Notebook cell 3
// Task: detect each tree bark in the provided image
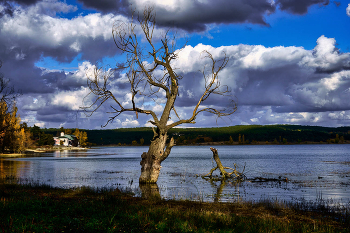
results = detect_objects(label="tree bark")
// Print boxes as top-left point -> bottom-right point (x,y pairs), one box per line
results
139,130 -> 174,183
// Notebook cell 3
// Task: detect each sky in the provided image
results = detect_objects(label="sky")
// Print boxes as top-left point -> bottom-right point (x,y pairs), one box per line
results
1,0 -> 350,129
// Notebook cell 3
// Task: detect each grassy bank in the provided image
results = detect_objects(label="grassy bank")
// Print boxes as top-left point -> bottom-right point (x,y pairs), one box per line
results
1,183 -> 349,232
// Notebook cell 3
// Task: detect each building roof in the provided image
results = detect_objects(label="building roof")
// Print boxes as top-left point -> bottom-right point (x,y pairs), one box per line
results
58,134 -> 76,140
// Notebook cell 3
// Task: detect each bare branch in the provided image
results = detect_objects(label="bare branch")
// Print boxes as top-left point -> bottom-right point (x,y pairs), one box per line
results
166,51 -> 235,130
81,64 -> 160,127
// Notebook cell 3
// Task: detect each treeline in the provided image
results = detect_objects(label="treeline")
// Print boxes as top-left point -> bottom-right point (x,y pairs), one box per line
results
5,122 -> 350,151
42,125 -> 350,146
169,125 -> 350,145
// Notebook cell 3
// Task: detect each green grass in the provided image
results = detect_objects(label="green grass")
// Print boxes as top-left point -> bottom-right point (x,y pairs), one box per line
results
0,182 -> 349,232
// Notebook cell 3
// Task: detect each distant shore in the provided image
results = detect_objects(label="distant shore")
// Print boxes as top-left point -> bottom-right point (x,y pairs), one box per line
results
0,146 -> 88,158
1,141 -> 349,158
99,140 -> 350,147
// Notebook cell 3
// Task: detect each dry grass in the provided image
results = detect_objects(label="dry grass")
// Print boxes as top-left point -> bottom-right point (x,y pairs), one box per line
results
0,182 -> 349,232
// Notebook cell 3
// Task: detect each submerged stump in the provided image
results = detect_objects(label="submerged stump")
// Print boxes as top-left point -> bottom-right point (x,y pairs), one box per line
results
202,147 -> 246,181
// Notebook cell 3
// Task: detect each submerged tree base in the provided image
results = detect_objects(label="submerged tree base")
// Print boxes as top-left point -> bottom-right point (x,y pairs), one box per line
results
202,147 -> 246,182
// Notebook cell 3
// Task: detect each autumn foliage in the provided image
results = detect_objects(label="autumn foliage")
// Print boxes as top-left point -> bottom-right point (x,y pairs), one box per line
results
73,128 -> 88,147
0,101 -> 32,153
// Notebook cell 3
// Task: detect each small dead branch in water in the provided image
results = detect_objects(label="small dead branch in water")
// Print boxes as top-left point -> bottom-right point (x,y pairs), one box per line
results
248,177 -> 288,183
202,147 -> 246,181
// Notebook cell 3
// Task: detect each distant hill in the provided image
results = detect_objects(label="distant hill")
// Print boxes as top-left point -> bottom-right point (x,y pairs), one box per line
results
43,125 -> 350,146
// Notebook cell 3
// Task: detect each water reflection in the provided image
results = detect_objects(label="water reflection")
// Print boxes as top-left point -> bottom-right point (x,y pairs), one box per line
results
139,183 -> 161,199
206,179 -> 241,202
0,159 -> 31,179
53,150 -> 90,157
1,145 -> 350,204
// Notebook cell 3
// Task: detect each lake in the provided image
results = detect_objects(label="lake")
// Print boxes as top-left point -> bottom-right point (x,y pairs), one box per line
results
1,144 -> 350,204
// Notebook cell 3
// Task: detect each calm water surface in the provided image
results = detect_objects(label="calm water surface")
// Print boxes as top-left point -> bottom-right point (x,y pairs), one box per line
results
1,144 -> 350,203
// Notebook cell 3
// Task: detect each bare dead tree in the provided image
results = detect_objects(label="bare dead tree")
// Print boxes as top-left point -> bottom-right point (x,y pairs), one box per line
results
202,147 -> 246,181
83,7 -> 237,183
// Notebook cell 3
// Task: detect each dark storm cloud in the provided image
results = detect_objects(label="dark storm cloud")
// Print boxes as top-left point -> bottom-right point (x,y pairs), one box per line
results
0,2 -> 14,17
0,0 -> 40,5
0,43 -> 69,94
35,105 -> 79,123
152,0 -> 330,31
315,65 -> 350,74
37,113 -> 72,123
0,46 -> 55,94
75,0 -> 331,32
38,37 -> 117,64
276,0 -> 329,15
42,71 -> 82,91
77,0 -> 130,14
0,0 -> 76,17
143,0 -> 276,31
36,105 -> 72,116
79,38 -> 118,63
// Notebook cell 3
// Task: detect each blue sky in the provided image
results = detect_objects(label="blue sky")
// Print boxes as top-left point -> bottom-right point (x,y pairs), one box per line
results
192,3 -> 349,51
1,0 -> 350,129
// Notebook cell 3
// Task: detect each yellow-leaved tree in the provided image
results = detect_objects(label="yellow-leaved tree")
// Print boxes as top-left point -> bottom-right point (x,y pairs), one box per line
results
0,100 -> 10,152
0,102 -> 27,153
73,128 -> 88,147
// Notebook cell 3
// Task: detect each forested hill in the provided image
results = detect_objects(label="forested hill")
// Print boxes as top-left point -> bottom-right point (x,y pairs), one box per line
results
44,125 -> 350,146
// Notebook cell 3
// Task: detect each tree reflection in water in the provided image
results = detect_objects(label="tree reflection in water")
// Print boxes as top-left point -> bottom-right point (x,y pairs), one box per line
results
206,179 -> 242,202
139,183 -> 161,200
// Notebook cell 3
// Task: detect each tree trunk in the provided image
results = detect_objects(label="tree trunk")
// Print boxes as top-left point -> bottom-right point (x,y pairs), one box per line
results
210,147 -> 230,178
139,130 -> 174,183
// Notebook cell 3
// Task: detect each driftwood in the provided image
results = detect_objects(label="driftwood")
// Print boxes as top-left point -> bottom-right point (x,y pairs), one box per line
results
248,177 -> 288,183
202,147 -> 246,181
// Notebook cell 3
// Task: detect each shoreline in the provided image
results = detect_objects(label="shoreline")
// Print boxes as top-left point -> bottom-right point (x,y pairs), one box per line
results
0,146 -> 88,158
2,142 -> 349,157
93,140 -> 350,147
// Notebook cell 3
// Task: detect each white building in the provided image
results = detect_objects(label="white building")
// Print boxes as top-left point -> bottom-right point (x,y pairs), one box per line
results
53,132 -> 79,146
